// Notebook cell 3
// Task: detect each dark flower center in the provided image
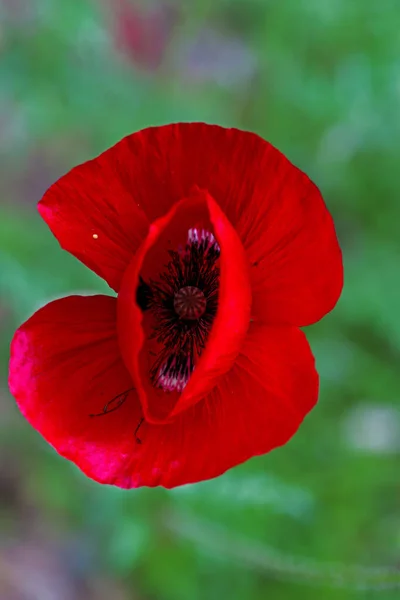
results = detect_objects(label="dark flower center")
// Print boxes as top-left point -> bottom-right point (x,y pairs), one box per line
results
137,227 -> 220,393
174,286 -> 206,320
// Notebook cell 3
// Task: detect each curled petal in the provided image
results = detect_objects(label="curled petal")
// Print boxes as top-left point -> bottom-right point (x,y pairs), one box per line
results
117,187 -> 252,424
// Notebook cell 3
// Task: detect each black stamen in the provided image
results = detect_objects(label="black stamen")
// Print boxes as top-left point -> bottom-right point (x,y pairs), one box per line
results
89,388 -> 134,417
139,228 -> 220,393
134,417 -> 144,444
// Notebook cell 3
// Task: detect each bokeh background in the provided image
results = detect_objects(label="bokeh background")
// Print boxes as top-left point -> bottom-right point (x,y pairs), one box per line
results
1,0 -> 399,598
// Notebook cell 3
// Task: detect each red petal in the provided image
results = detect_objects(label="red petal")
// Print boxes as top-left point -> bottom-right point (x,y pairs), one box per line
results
40,123 -> 342,321
117,187 -> 252,424
9,298 -> 317,488
38,157 -> 149,291
119,123 -> 342,324
8,295 -> 145,486
248,176 -> 343,326
108,323 -> 318,488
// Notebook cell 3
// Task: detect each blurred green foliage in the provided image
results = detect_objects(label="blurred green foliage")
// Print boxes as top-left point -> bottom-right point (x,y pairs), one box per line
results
1,1 -> 399,599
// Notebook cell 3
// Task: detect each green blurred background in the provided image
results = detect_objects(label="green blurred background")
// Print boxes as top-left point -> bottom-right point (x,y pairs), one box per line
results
1,1 -> 399,598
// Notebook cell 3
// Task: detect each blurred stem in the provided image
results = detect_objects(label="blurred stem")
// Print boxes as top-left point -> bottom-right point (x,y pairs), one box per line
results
164,511 -> 400,591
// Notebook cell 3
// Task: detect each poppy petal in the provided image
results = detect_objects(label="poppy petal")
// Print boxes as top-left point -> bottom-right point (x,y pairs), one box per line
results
108,323 -> 318,488
40,123 -> 342,321
248,176 -> 343,327
8,295 -> 146,486
9,299 -> 317,488
119,123 -> 342,324
38,158 -> 149,291
118,187 -> 252,424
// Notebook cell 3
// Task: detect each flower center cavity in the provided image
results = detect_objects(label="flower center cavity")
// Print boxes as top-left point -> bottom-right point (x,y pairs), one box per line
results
137,228 -> 220,393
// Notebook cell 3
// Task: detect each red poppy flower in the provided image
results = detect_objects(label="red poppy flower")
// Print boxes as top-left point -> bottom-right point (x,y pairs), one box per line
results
8,123 -> 343,488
